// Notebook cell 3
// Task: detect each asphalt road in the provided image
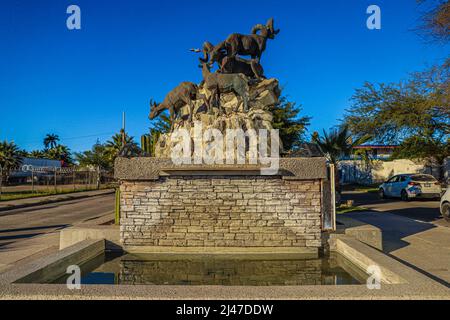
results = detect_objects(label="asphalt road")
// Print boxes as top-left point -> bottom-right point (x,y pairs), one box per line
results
0,193 -> 115,248
342,191 -> 448,227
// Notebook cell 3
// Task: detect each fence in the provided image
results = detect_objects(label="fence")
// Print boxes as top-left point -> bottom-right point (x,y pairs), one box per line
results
0,166 -> 116,201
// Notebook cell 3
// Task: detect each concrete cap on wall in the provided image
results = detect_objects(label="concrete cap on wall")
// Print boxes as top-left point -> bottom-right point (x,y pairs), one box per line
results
114,157 -> 329,181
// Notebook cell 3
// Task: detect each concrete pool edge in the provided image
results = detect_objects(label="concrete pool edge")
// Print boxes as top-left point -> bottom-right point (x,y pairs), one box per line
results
0,239 -> 105,285
0,236 -> 449,299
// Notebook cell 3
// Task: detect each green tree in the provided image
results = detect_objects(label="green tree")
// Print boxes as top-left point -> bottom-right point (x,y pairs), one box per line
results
145,110 -> 171,156
105,131 -> 138,163
75,142 -> 112,170
313,126 -> 370,165
43,134 -> 60,150
45,144 -> 73,165
270,96 -> 311,153
344,60 -> 449,176
313,126 -> 370,194
417,0 -> 450,42
28,150 -> 45,158
0,141 -> 23,183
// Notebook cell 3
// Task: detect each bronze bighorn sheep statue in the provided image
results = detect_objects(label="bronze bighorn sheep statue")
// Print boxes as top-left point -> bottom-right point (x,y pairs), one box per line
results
194,18 -> 279,79
198,41 -> 264,79
201,62 -> 249,113
149,19 -> 280,125
149,81 -> 198,130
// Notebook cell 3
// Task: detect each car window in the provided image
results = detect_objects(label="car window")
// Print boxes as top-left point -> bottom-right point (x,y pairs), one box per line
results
388,176 -> 398,183
399,176 -> 408,182
411,175 -> 437,182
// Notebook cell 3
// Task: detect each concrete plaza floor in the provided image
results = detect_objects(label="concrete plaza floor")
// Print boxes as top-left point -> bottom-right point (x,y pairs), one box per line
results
0,192 -> 114,273
344,210 -> 450,287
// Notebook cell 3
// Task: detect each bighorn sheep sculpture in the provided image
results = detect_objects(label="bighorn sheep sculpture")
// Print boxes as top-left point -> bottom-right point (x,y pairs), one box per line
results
223,18 -> 279,77
198,41 -> 265,79
194,18 -> 278,79
149,81 -> 198,130
201,62 -> 249,113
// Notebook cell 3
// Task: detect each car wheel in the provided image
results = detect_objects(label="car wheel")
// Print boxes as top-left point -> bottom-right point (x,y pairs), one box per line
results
442,202 -> 450,222
379,188 -> 386,199
401,190 -> 410,202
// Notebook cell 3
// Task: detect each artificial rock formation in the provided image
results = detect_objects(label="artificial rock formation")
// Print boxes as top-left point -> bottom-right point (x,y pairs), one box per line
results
154,77 -> 281,158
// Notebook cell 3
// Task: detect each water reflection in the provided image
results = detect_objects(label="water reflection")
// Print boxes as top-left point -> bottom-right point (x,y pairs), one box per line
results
52,252 -> 365,286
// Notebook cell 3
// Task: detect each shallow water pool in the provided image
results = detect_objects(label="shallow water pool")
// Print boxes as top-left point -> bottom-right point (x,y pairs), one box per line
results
47,252 -> 367,286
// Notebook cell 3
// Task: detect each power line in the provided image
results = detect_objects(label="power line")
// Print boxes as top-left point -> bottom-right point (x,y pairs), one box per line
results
15,132 -> 116,145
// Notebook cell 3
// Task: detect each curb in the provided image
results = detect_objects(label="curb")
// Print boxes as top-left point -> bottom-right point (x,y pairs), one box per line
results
0,189 -> 115,213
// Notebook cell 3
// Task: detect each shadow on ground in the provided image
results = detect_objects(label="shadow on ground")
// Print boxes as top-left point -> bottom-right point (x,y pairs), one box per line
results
342,211 -> 436,253
0,224 -> 69,247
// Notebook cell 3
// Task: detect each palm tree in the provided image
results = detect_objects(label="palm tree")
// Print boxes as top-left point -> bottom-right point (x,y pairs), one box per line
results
45,144 -> 73,165
0,141 -> 23,184
105,131 -> 137,163
313,126 -> 370,195
143,112 -> 172,156
29,150 -> 45,158
43,134 -> 60,150
313,126 -> 370,165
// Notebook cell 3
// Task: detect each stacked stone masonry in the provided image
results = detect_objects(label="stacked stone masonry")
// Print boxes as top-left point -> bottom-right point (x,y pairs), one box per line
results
120,176 -> 323,249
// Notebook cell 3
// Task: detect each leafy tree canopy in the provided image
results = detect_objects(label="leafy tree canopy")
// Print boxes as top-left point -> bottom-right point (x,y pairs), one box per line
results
417,0 -> 450,42
75,141 -> 112,170
270,96 -> 311,153
105,131 -> 138,163
0,140 -> 23,181
343,60 -> 449,164
312,126 -> 370,164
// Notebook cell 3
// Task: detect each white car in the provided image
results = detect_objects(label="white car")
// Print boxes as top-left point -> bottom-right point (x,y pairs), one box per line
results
379,174 -> 442,201
441,189 -> 450,222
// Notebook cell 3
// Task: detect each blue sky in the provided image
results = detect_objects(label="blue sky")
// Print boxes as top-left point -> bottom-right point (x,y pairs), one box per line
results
0,0 -> 448,152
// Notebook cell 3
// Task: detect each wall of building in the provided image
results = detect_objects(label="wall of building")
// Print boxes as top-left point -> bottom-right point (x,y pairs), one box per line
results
340,158 -> 450,185
119,176 -> 323,250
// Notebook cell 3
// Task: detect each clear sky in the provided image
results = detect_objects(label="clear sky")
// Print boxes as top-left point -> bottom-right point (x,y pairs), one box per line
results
0,0 -> 448,152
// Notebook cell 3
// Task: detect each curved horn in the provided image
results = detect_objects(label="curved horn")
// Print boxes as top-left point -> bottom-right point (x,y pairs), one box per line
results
251,24 -> 267,35
199,41 -> 213,63
149,101 -> 155,119
266,18 -> 280,35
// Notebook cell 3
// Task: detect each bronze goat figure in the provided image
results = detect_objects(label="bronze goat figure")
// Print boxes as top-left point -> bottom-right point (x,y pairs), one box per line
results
149,82 -> 198,130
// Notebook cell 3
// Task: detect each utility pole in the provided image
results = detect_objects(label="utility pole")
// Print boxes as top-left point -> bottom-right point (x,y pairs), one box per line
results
54,167 -> 57,193
0,166 -> 3,200
121,111 -> 126,147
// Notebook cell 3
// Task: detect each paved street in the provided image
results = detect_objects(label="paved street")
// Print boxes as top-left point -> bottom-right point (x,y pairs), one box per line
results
342,190 -> 448,227
342,190 -> 450,287
0,193 -> 114,272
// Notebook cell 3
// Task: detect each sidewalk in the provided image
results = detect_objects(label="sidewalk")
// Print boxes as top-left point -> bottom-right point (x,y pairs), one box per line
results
0,189 -> 115,212
343,211 -> 450,287
0,212 -> 114,273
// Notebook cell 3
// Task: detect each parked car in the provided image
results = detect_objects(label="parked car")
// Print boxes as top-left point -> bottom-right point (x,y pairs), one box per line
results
440,189 -> 450,222
379,174 -> 442,201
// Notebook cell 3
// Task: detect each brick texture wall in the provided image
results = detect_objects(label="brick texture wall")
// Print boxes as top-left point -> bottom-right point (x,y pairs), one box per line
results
120,176 -> 323,249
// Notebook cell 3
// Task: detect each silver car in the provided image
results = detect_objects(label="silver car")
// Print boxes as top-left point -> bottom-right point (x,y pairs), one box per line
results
379,174 -> 442,201
440,188 -> 450,222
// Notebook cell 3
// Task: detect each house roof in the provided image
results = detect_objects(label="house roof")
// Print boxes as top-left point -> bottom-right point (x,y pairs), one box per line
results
353,145 -> 399,150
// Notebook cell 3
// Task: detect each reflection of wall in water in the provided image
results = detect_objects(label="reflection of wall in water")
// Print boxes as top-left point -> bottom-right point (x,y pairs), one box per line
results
117,259 -> 324,286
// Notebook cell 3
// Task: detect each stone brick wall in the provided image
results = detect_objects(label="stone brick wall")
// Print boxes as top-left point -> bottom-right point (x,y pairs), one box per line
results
120,176 -> 323,249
